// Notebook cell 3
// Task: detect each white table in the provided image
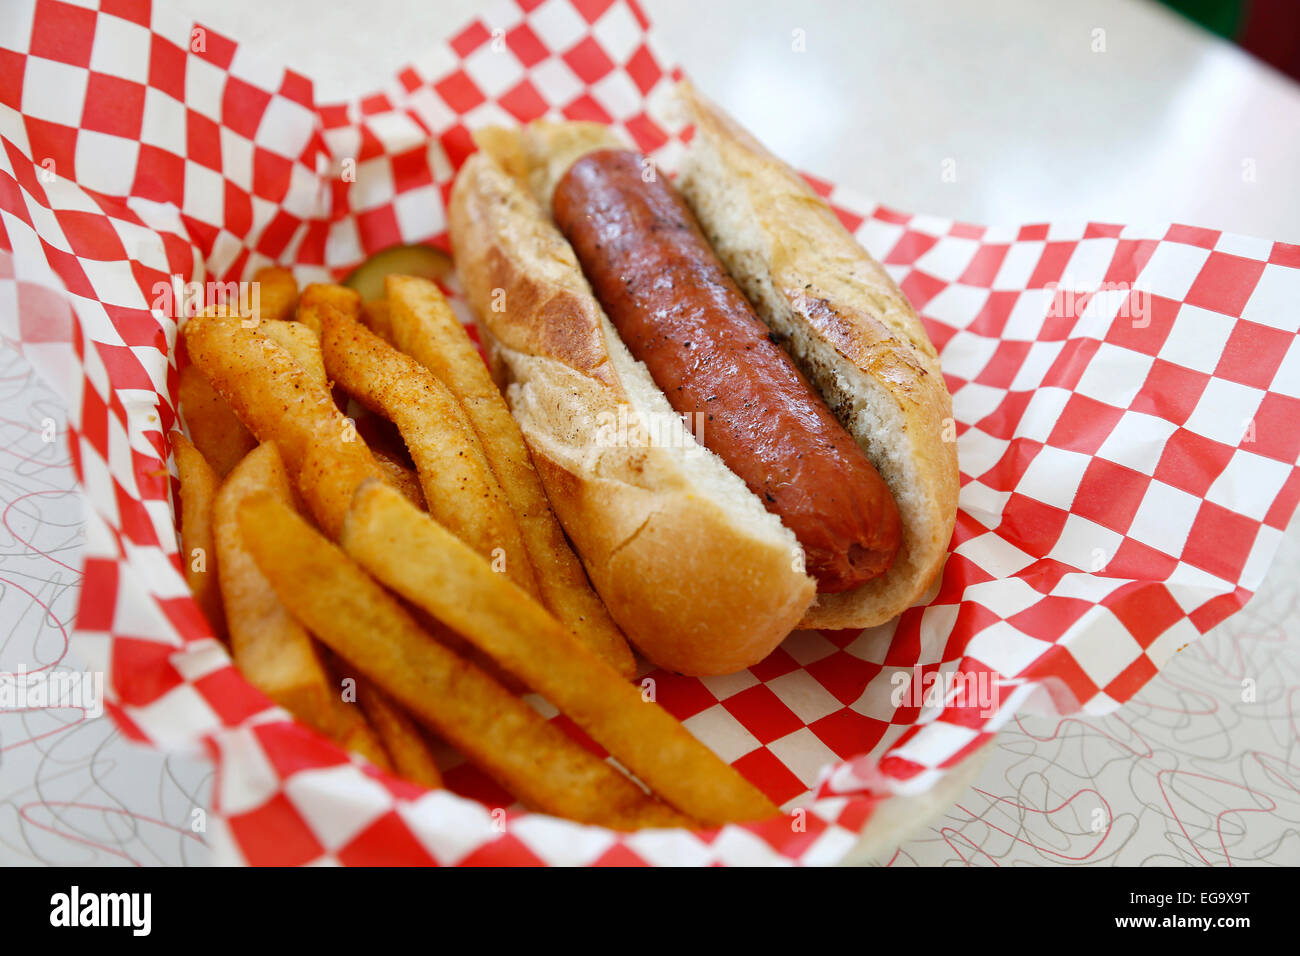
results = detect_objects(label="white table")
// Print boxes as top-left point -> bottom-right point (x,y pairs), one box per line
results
3,0 -> 1298,866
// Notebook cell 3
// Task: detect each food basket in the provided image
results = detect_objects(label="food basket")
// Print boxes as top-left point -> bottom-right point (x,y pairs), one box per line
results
2,0 -> 1298,864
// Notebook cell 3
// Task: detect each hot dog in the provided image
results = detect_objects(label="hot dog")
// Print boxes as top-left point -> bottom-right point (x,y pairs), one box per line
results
449,83 -> 959,676
552,149 -> 901,593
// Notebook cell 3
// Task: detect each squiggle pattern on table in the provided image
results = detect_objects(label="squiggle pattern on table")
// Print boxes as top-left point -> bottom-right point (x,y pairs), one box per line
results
0,347 -> 211,866
878,527 -> 1300,866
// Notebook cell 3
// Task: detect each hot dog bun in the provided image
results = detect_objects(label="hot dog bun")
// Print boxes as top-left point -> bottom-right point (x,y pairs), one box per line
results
450,144 -> 816,677
449,86 -> 958,674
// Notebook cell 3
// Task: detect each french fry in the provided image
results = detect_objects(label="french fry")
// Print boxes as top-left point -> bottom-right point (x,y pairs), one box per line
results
360,298 -> 394,344
197,268 -> 297,323
319,309 -> 539,596
296,282 -> 361,335
386,275 -> 635,677
259,320 -> 327,389
235,488 -> 687,830
299,431 -> 522,695
293,429 -> 387,541
341,480 -> 777,826
356,677 -> 443,789
384,275 -> 492,407
183,313 -> 383,538
371,448 -> 425,509
177,365 -> 256,477
252,266 -> 298,322
171,431 -> 226,640
213,442 -> 389,769
200,286 -> 326,388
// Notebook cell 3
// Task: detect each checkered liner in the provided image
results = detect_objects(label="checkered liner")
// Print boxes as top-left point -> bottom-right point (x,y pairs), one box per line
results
2,0 -> 1298,865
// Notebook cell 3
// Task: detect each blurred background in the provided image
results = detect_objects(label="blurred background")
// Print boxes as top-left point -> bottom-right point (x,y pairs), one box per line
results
161,0 -> 1300,243
1165,0 -> 1300,79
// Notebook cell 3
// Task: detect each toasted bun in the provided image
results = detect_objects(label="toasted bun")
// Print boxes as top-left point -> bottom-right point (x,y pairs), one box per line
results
448,89 -> 958,672
449,143 -> 816,676
675,83 -> 959,628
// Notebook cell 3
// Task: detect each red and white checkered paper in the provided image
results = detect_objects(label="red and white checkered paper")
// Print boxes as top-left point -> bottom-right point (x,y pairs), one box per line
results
2,0 -> 1299,866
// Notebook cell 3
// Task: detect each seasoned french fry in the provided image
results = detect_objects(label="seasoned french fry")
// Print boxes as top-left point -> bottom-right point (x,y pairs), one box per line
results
356,677 -> 443,788
215,443 -> 316,694
172,431 -> 226,640
319,309 -> 539,596
300,431 -> 520,695
386,275 -> 635,677
200,285 -> 325,388
384,275 -> 492,407
360,298 -> 394,344
293,429 -> 386,541
343,480 -> 776,826
183,313 -> 384,538
252,266 -> 298,322
296,282 -> 361,335
372,448 -> 425,509
213,442 -> 389,769
236,489 -> 687,830
177,365 -> 256,478
259,320 -> 327,389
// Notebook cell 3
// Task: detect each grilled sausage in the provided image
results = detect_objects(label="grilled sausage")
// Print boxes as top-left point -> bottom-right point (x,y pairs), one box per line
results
552,149 -> 901,592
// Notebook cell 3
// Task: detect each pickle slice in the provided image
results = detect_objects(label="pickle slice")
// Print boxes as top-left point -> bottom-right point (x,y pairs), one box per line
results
343,244 -> 453,302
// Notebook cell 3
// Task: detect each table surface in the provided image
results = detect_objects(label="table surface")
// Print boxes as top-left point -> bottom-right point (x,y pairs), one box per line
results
3,0 -> 1298,866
